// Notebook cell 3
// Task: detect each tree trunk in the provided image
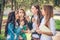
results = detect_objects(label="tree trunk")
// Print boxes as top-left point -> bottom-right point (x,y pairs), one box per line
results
11,0 -> 13,10
0,4 -> 3,34
0,5 -> 1,34
0,0 -> 5,34
0,0 -> 1,34
14,0 -> 16,10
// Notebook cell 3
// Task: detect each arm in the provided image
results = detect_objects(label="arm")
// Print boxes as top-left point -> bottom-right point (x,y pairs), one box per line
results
42,19 -> 56,36
8,23 -> 15,35
16,27 -> 21,34
49,18 -> 56,36
36,18 -> 56,36
36,29 -> 53,36
41,30 -> 53,36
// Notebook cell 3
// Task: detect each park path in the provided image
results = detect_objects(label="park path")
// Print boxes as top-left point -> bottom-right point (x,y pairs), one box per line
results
53,31 -> 60,40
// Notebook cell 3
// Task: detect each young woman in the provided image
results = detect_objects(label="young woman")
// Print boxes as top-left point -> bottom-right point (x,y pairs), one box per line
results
36,5 -> 56,40
18,9 -> 32,40
31,4 -> 43,30
18,9 -> 28,40
31,4 -> 43,40
5,11 -> 16,40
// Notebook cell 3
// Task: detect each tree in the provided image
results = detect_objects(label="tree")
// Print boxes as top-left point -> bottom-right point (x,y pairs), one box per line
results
54,0 -> 60,7
11,0 -> 14,10
0,1 -> 1,34
0,0 -> 5,34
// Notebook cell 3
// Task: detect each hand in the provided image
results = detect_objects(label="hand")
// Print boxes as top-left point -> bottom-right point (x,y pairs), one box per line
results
31,29 -> 35,33
25,16 -> 30,22
24,30 -> 28,33
19,36 -> 23,40
36,24 -> 39,30
22,30 -> 24,32
36,30 -> 43,34
32,18 -> 35,23
27,29 -> 31,33
25,30 -> 31,33
14,34 -> 17,40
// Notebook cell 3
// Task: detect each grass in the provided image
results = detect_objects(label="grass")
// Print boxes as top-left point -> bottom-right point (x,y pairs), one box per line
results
55,20 -> 60,31
3,16 -> 7,19
0,29 -> 6,40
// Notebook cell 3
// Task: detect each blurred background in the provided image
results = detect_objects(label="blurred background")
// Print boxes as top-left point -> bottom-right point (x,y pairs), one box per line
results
0,0 -> 60,40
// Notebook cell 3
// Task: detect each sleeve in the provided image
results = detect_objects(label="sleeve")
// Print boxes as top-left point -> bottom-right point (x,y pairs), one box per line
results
8,23 -> 15,35
50,18 -> 56,36
16,27 -> 21,35
23,25 -> 27,30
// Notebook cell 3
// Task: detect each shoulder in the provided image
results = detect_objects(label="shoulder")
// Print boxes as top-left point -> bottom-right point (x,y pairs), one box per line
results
8,22 -> 14,26
8,22 -> 13,25
50,17 -> 55,23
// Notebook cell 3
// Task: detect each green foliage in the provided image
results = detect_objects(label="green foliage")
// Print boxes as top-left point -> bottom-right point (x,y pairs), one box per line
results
4,0 -> 60,10
55,20 -> 60,31
0,29 -> 6,40
54,0 -> 60,7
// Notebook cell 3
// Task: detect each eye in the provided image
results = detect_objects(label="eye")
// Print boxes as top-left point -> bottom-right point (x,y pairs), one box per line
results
20,12 -> 24,13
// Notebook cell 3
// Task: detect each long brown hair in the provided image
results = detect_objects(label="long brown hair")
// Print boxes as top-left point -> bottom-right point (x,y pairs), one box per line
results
32,4 -> 42,23
43,5 -> 53,27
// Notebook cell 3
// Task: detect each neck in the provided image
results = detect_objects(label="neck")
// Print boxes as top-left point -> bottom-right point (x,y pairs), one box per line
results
34,13 -> 37,16
33,12 -> 37,16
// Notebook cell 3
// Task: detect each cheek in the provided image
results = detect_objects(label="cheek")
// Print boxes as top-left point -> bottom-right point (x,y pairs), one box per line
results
16,14 -> 19,19
42,10 -> 45,16
21,13 -> 24,17
31,9 -> 34,13
31,7 -> 36,13
31,9 -> 37,15
19,13 -> 22,17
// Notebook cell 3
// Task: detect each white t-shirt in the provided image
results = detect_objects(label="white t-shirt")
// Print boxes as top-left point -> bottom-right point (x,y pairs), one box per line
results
39,17 -> 56,40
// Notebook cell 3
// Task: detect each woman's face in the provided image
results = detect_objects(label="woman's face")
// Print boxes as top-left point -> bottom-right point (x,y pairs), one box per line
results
42,8 -> 46,16
19,10 -> 24,17
31,6 -> 38,15
15,12 -> 19,20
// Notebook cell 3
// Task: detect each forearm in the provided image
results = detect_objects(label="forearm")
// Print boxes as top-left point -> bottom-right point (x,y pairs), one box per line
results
36,30 -> 53,36
42,31 -> 53,36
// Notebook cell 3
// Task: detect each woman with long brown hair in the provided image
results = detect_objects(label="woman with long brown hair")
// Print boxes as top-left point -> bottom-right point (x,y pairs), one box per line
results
31,4 -> 43,40
36,5 -> 56,40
